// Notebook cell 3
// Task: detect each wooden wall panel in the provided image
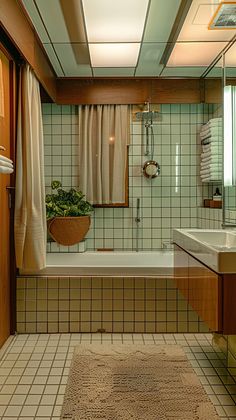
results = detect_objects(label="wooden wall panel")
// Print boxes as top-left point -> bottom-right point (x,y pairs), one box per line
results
204,78 -> 236,104
204,79 -> 222,104
33,41 -> 56,101
56,78 -> 207,105
150,79 -> 201,104
56,78 -> 149,104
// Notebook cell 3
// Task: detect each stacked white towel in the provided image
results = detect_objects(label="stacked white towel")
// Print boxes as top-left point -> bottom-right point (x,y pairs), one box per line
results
0,154 -> 14,174
200,118 -> 222,182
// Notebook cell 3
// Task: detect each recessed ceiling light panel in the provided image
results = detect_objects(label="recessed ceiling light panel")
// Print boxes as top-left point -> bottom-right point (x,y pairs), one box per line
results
82,0 -> 149,42
89,43 -> 140,67
167,42 -> 227,67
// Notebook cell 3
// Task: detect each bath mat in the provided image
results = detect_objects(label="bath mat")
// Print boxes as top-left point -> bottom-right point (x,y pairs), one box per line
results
61,344 -> 219,420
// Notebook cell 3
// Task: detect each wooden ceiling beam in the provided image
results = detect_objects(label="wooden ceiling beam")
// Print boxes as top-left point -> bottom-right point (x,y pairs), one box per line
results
56,77 -> 221,105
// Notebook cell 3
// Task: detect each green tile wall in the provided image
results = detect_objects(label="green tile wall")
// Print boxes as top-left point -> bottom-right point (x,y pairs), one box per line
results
43,103 -> 216,252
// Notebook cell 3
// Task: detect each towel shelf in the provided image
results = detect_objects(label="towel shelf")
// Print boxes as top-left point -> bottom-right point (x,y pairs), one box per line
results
200,118 -> 222,183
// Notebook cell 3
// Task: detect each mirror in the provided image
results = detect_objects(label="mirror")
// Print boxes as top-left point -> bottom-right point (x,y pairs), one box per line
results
223,41 -> 236,225
200,57 -> 222,209
143,160 -> 160,179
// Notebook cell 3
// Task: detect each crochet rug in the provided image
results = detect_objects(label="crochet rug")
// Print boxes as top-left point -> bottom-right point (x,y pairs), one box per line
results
61,344 -> 219,420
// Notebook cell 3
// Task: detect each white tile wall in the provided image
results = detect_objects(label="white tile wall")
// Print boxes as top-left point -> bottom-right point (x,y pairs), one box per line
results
198,208 -> 222,229
42,103 -> 217,252
197,208 -> 236,229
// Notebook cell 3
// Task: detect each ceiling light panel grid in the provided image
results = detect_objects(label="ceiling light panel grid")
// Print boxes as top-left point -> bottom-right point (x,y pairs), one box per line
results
21,0 -> 236,77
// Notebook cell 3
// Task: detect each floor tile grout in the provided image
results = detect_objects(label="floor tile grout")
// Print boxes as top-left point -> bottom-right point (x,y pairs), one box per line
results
0,333 -> 235,419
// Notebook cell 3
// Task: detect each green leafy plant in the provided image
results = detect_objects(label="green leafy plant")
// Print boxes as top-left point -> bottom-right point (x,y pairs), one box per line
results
46,180 -> 93,219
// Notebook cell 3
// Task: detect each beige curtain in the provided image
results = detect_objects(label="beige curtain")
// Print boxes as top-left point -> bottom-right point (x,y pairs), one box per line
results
14,65 -> 46,270
79,105 -> 129,204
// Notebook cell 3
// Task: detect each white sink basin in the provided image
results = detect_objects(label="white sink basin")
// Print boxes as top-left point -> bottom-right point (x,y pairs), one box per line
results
173,229 -> 236,273
183,230 -> 236,249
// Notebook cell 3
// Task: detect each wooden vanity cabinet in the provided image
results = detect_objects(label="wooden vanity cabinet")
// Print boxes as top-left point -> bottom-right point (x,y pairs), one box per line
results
222,275 -> 236,334
174,245 -> 236,334
174,244 -> 188,301
188,254 -> 222,331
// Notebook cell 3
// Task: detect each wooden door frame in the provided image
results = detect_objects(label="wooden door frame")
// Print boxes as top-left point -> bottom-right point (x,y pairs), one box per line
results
9,58 -> 17,335
0,41 -> 17,335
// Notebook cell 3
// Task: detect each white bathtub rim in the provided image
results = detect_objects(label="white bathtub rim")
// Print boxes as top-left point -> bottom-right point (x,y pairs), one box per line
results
20,251 -> 174,276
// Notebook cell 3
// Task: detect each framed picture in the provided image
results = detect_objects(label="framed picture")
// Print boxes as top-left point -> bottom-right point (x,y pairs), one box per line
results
209,2 -> 236,30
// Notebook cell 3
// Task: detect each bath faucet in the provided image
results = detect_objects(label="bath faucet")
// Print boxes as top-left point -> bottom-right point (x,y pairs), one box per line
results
135,198 -> 141,252
162,241 -> 173,250
222,223 -> 236,229
135,198 -> 141,223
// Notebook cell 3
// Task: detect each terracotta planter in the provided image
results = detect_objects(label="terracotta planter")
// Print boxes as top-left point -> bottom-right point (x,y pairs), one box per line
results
47,216 -> 91,246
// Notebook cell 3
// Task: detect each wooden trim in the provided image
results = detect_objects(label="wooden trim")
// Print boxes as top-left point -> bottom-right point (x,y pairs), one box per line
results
204,78 -> 236,104
0,0 -> 56,101
33,40 -> 56,101
56,78 -> 150,105
150,78 -> 201,104
56,78 -> 203,104
227,78 -> 236,86
0,42 -> 17,334
199,79 -> 205,103
40,85 -> 53,103
0,48 -> 11,346
204,79 -> 222,104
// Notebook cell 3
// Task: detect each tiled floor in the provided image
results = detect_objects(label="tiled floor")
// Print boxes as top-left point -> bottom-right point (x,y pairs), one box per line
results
0,333 -> 236,419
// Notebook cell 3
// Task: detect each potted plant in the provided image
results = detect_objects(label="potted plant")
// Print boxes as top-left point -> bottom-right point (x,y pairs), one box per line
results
46,180 -> 93,246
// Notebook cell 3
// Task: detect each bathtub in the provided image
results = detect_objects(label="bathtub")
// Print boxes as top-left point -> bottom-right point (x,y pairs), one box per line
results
21,251 -> 174,276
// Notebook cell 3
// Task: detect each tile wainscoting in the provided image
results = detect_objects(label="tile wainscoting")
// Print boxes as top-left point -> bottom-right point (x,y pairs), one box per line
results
16,276 -> 208,334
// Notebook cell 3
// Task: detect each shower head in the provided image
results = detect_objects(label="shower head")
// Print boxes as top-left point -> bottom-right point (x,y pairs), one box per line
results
135,102 -> 160,122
